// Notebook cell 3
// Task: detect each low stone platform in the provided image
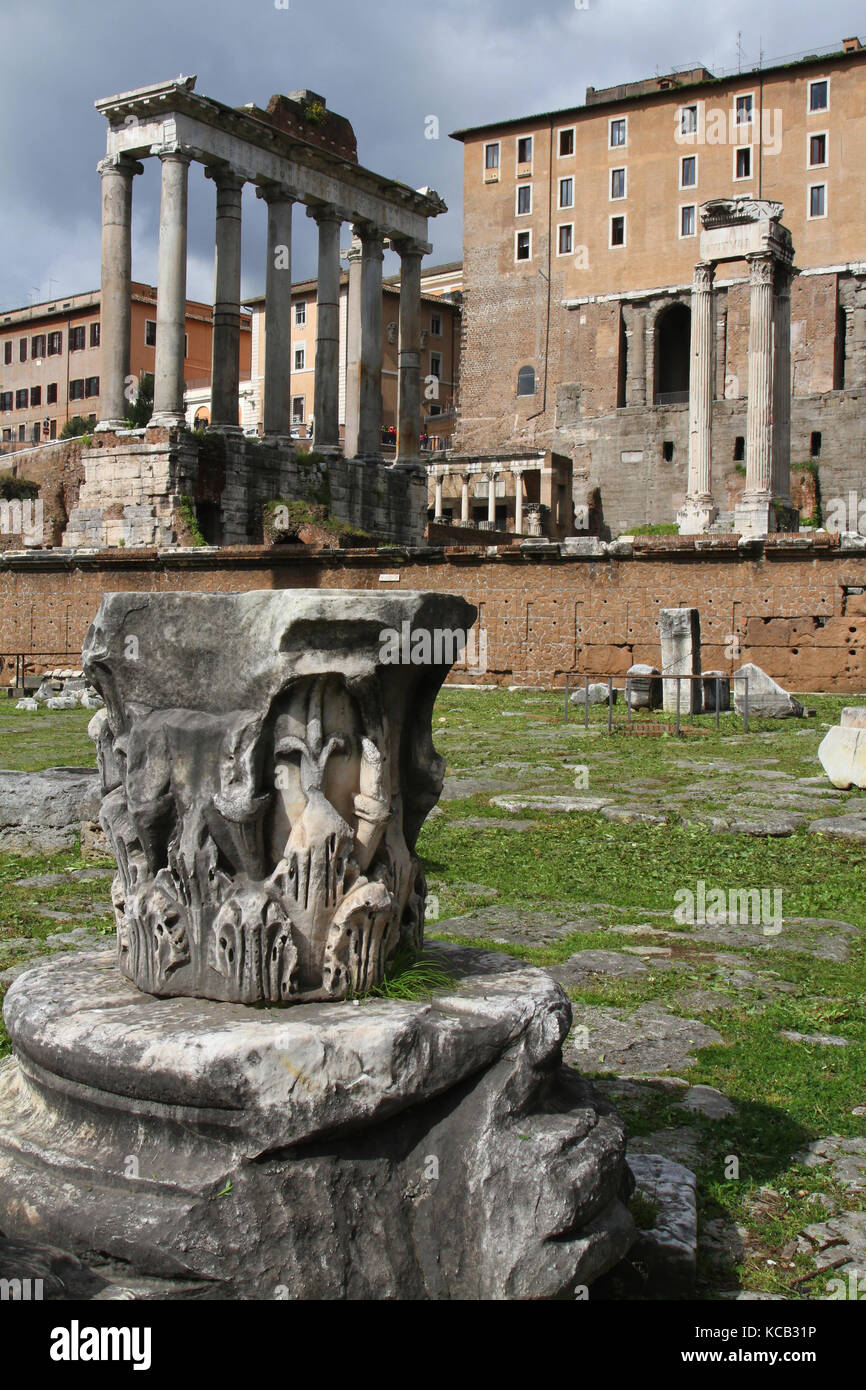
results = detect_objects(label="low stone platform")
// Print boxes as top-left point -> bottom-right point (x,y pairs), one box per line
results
0,941 -> 634,1300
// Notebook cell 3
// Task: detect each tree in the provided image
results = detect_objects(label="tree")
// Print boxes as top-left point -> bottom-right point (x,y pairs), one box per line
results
124,372 -> 154,428
60,416 -> 93,439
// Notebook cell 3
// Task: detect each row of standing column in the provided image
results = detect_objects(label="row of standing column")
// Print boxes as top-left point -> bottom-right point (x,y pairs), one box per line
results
96,151 -> 426,465
433,467 -> 528,532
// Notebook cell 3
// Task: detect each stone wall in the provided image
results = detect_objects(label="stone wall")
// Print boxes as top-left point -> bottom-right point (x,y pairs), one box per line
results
3,533 -> 866,691
0,438 -> 86,551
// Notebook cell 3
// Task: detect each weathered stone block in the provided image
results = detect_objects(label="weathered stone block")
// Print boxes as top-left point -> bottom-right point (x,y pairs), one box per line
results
702,670 -> 731,711
626,663 -> 662,709
570,682 -> 617,707
819,726 -> 866,788
0,768 -> 100,853
733,663 -> 804,718
660,607 -> 701,713
840,707 -> 866,728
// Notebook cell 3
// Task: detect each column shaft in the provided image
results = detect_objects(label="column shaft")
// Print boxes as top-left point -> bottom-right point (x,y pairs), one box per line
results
261,189 -> 295,439
487,471 -> 497,525
514,469 -> 524,533
96,156 -> 141,430
310,209 -> 342,452
626,307 -> 647,407
344,240 -> 363,457
434,475 -> 443,517
461,474 -> 470,523
394,241 -> 424,466
208,170 -> 244,430
745,253 -> 776,499
357,228 -> 384,458
151,150 -> 191,426
687,263 -> 715,503
772,266 -> 794,503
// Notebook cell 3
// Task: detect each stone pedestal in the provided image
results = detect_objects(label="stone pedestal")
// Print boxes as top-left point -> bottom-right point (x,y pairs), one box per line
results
660,607 -> 702,714
0,943 -> 634,1299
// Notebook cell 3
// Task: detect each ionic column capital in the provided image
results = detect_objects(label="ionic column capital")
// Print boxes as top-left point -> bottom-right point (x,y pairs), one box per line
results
204,164 -> 245,193
256,181 -> 300,205
153,144 -> 196,167
353,222 -> 387,256
306,201 -> 348,227
97,153 -> 144,179
390,235 -> 431,260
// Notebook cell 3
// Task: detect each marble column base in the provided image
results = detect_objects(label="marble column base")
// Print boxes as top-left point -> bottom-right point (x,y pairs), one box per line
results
0,944 -> 634,1300
734,497 -> 799,536
676,501 -> 718,535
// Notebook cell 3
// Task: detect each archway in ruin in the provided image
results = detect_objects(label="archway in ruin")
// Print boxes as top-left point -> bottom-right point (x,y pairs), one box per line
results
654,302 -> 691,404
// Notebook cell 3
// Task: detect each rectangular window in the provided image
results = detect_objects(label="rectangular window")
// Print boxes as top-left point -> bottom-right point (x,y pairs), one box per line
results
19,338 -> 27,363
558,127 -> 575,157
145,319 -> 157,347
680,105 -> 698,136
609,117 -> 627,148
49,418 -> 57,439
680,204 -> 696,237
47,331 -> 62,355
557,224 -> 573,255
735,93 -> 754,126
90,322 -> 100,347
735,146 -> 752,180
515,229 -> 531,261
31,423 -> 40,442
15,388 -> 29,409
85,376 -> 99,397
0,392 -> 12,412
484,141 -> 500,170
69,325 -> 86,351
430,352 -> 442,378
294,302 -> 306,327
31,334 -> 46,358
1,429 -> 10,441
294,346 -> 305,371
430,313 -> 442,336
47,382 -> 57,404
30,385 -> 41,406
18,424 -> 25,442
809,183 -> 827,218
517,135 -> 533,165
680,154 -> 697,188
69,379 -> 85,401
516,184 -> 532,215
809,132 -> 828,167
558,176 -> 574,209
809,78 -> 829,112
610,167 -> 626,199
292,395 -> 305,423
3,342 -> 10,365
610,214 -> 626,247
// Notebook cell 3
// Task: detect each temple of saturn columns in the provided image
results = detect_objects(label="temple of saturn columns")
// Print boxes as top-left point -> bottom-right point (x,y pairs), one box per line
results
677,198 -> 799,538
64,77 -> 445,549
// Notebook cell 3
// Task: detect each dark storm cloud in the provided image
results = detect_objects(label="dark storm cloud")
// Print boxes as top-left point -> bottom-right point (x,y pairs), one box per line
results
0,0 -> 863,307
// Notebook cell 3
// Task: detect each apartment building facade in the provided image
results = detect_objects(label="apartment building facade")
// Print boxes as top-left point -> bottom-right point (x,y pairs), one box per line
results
451,38 -> 866,535
0,283 -> 251,450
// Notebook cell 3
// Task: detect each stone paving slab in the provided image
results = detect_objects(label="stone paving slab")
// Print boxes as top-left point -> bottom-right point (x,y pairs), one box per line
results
566,1003 -> 723,1077
431,906 -> 604,946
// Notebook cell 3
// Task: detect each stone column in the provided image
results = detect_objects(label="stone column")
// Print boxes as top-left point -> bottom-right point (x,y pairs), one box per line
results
344,238 -> 363,458
355,225 -> 385,459
460,473 -> 470,523
258,184 -> 296,442
625,305 -> 647,407
392,238 -> 426,470
434,474 -> 443,518
487,470 -> 497,526
714,303 -> 728,403
150,149 -> 192,427
513,465 -> 525,534
735,251 -> 776,535
206,168 -> 244,432
677,263 -> 717,534
772,263 -> 795,508
96,154 -> 142,431
309,205 -> 343,454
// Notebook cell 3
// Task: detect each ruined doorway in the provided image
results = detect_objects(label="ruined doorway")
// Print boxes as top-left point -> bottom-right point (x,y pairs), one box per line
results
654,302 -> 691,405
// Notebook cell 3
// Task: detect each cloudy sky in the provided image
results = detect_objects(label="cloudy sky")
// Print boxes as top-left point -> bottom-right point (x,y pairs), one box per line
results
1,0 -> 863,309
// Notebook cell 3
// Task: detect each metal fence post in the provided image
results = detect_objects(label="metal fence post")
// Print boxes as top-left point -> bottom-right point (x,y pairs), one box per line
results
608,675 -> 613,734
744,675 -> 749,734
585,676 -> 589,730
676,676 -> 681,736
715,675 -> 720,732
564,673 -> 569,724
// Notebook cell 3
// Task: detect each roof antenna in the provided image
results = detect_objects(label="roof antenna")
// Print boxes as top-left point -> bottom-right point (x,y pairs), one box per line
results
736,31 -> 745,73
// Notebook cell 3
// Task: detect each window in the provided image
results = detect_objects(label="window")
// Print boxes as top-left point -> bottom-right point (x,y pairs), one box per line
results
663,440 -> 674,462
31,423 -> 40,442
680,205 -> 696,237
735,146 -> 752,180
294,302 -> 306,327
31,334 -> 45,358
609,117 -> 627,148
19,338 -> 27,362
811,430 -> 822,458
680,105 -> 698,136
15,388 -> 28,409
430,352 -> 442,378
294,346 -> 306,371
516,184 -> 532,215
735,94 -> 754,126
611,167 -> 626,199
680,155 -> 697,188
515,230 -> 531,261
90,322 -> 100,347
809,183 -> 827,218
484,141 -> 500,170
49,419 -> 57,439
3,342 -> 10,365
610,214 -> 626,247
0,392 -> 12,412
69,379 -> 85,401
17,425 -> 25,442
430,313 -> 442,336
558,127 -> 575,157
734,436 -> 745,462
85,376 -> 99,397
69,325 -> 86,351
145,319 -> 157,347
46,382 -> 57,404
809,132 -> 828,167
47,331 -> 61,355
558,177 -> 574,209
30,385 -> 41,406
517,135 -> 533,165
292,395 -> 305,423
809,78 -> 829,113
1,429 -> 9,441
557,224 -> 573,255
517,365 -> 536,396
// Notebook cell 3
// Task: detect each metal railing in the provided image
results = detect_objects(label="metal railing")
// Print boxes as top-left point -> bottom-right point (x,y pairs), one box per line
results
1,651 -> 83,689
563,672 -> 750,734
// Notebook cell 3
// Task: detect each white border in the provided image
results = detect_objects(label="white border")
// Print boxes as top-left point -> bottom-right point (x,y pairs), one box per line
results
808,76 -> 830,115
558,175 -> 574,209
610,165 -> 627,200
557,125 -> 576,158
609,213 -> 627,248
807,129 -> 829,169
807,181 -> 828,219
733,144 -> 753,181
514,228 -> 532,262
515,183 -> 532,216
678,203 -> 697,238
556,223 -> 574,256
679,152 -> 698,190
608,116 -> 628,150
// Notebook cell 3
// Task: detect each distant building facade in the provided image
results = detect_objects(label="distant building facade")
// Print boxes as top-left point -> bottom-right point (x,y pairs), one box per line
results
451,37 -> 866,535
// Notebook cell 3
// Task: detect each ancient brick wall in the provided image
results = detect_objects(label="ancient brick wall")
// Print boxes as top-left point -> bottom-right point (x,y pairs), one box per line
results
2,535 -> 866,691
0,439 -> 86,551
